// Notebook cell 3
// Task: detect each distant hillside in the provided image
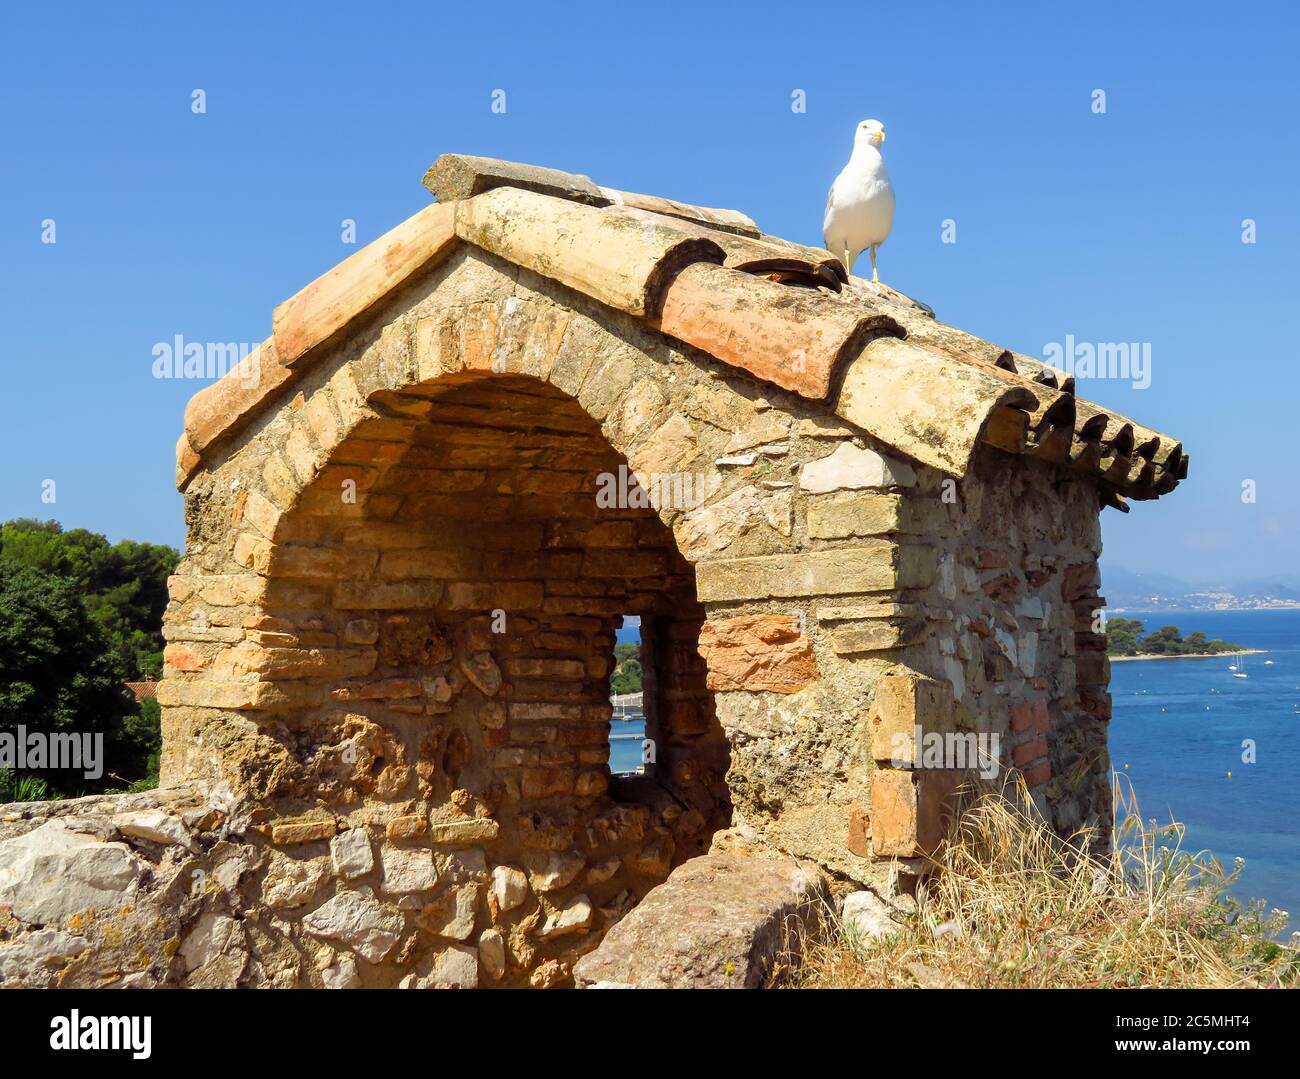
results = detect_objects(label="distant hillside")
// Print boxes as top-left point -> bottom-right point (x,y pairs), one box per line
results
1100,563 -> 1300,611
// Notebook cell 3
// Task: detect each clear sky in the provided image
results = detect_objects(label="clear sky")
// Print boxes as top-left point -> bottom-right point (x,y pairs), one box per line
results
2,1 -> 1297,581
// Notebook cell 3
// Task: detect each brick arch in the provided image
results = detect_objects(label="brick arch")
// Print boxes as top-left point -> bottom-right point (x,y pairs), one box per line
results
161,248 -> 747,786
159,255 -> 785,985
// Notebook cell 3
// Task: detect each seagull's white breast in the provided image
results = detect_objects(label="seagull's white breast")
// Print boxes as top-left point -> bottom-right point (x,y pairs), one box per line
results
823,148 -> 895,258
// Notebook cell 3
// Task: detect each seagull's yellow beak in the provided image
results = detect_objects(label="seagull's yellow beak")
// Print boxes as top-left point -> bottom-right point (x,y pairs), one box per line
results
874,128 -> 886,145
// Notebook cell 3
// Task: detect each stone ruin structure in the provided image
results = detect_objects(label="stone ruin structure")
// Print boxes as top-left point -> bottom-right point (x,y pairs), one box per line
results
0,155 -> 1186,988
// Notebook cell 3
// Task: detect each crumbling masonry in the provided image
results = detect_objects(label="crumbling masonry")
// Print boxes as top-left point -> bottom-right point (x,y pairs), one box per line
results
0,156 -> 1185,988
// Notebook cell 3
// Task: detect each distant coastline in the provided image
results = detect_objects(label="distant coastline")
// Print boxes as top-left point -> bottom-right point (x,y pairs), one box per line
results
1108,606 -> 1300,614
1110,649 -> 1267,663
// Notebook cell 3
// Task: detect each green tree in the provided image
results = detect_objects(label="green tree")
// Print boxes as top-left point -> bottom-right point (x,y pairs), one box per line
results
0,519 -> 178,680
1141,624 -> 1184,655
610,639 -> 643,694
0,562 -> 138,795
1105,617 -> 1144,656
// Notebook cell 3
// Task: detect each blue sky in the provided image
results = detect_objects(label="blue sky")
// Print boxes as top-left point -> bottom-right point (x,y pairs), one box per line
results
2,1 -> 1297,581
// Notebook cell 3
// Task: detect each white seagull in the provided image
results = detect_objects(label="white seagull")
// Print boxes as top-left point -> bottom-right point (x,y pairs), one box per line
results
823,119 -> 896,283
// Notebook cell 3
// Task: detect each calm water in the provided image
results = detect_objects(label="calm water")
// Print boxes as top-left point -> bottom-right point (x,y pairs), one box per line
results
1108,609 -> 1300,926
608,717 -> 645,774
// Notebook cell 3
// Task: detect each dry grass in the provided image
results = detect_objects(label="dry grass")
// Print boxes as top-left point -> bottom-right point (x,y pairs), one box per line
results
789,775 -> 1299,988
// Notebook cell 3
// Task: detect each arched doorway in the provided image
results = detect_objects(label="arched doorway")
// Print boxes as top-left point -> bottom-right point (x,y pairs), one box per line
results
191,368 -> 730,986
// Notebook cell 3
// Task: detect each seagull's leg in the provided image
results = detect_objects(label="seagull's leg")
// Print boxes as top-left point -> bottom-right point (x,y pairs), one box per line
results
870,247 -> 880,284
842,245 -> 853,275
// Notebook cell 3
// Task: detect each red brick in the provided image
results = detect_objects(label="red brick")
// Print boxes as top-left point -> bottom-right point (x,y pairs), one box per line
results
871,768 -> 961,857
1011,700 -> 1049,734
1022,762 -> 1052,789
697,615 -> 817,693
1013,738 -> 1048,767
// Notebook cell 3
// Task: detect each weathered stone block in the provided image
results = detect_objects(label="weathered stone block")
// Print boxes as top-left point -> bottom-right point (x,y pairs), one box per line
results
799,441 -> 917,492
428,819 -> 500,845
830,619 -> 925,655
385,814 -> 427,840
696,614 -> 817,693
693,543 -> 934,602
869,674 -> 953,765
331,828 -> 374,879
302,887 -> 403,963
381,847 -> 438,895
270,816 -> 337,846
521,767 -> 576,799
572,851 -> 826,988
870,768 -> 961,857
333,580 -> 444,610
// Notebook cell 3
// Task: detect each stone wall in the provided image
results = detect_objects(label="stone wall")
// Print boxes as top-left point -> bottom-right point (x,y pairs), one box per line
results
0,244 -> 1114,988
866,444 -> 1112,861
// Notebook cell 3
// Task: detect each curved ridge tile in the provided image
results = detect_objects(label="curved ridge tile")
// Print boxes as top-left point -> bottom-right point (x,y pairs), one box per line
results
179,337 -> 294,488
609,206 -> 842,289
835,336 -> 1039,477
454,187 -> 725,319
653,262 -> 897,400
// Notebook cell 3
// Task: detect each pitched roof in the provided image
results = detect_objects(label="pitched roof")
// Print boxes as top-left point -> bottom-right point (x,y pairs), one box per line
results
178,154 -> 1186,510
125,681 -> 159,701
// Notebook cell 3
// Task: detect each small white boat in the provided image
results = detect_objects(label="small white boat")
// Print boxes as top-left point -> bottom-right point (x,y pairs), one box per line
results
1233,652 -> 1248,679
1265,659 -> 1274,666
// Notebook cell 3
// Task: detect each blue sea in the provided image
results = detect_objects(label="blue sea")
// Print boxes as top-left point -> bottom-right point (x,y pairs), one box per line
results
1108,609 -> 1300,928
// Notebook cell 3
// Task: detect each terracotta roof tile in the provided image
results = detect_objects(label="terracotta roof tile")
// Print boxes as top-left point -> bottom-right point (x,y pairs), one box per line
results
453,186 -> 725,318
183,336 -> 292,454
598,187 -> 761,237
273,201 -> 458,366
654,262 -> 895,399
609,205 -> 843,290
836,336 -> 1038,476
175,153 -> 1187,505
